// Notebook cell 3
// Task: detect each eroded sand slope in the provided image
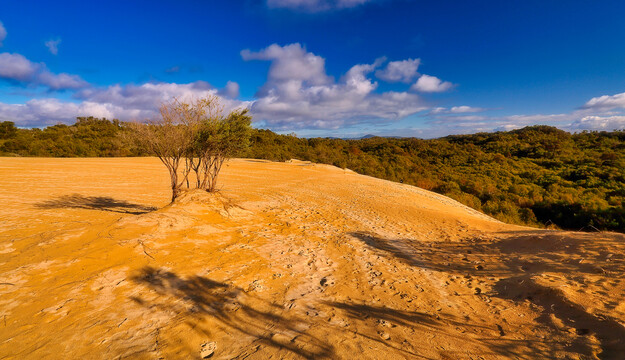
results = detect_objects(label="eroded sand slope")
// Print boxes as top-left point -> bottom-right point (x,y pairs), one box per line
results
0,157 -> 624,359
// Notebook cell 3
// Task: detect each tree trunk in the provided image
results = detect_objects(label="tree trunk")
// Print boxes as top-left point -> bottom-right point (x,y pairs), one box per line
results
169,158 -> 180,202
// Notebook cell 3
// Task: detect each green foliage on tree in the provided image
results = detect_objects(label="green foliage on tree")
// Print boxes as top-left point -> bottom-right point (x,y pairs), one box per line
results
124,97 -> 253,201
194,108 -> 252,192
0,117 -> 138,157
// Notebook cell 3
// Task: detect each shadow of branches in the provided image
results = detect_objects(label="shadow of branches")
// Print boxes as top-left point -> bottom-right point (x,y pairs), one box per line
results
36,194 -> 157,214
129,267 -> 333,359
349,231 -> 624,278
495,275 -> 625,358
325,300 -> 575,359
348,230 -> 625,358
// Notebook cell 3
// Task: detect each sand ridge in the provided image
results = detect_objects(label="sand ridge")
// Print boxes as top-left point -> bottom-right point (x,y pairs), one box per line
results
0,157 -> 624,359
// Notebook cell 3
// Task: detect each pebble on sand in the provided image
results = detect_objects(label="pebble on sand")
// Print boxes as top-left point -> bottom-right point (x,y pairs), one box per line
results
200,342 -> 216,358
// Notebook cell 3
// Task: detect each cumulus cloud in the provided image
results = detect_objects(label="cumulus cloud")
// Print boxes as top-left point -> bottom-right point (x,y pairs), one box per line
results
0,52 -> 87,90
38,71 -> 87,90
241,43 -> 332,88
315,92 -> 625,138
2,81 -> 250,127
582,92 -> 625,111
267,0 -> 371,12
0,21 -> 6,47
0,53 -> 36,81
218,81 -> 240,99
45,38 -> 61,55
6,33 -> 623,138
0,99 -> 122,127
411,74 -> 453,93
242,43 -> 427,129
75,81 -> 247,116
569,115 -> 625,131
375,58 -> 420,83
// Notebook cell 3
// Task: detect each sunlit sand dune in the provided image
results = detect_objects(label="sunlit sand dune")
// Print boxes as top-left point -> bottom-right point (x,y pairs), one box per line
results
1,158 -> 623,359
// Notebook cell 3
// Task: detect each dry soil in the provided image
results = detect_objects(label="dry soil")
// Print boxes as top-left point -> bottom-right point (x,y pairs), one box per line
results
0,157 -> 624,359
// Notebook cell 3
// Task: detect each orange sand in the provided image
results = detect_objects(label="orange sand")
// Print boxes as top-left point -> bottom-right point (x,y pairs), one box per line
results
0,157 -> 623,359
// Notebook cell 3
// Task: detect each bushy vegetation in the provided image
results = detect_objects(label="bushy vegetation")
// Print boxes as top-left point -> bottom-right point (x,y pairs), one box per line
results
0,117 -> 139,157
1,119 -> 624,231
127,97 -> 252,201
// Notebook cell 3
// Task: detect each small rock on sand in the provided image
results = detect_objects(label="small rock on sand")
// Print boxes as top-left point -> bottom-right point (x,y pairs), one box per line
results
200,342 -> 216,358
380,331 -> 391,340
271,333 -> 293,343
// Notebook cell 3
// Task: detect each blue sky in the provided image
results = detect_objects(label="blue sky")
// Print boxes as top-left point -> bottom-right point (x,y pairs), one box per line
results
1,0 -> 625,137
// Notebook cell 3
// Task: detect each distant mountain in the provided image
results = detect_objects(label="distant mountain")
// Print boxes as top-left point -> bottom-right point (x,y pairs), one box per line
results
359,134 -> 377,139
323,134 -> 404,140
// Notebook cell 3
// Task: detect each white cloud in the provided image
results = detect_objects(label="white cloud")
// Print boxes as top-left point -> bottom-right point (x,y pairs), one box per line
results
45,38 -> 61,55
242,43 -> 427,129
0,52 -> 87,90
241,43 -> 332,88
218,81 -> 240,99
375,58 -> 420,83
38,71 -> 87,90
5,78 -> 625,136
582,92 -> 625,111
569,115 -> 625,131
267,0 -> 371,12
496,112 -> 625,133
426,111 -> 573,136
0,21 -> 6,47
75,81 -> 247,115
449,106 -> 484,114
0,53 -> 37,81
424,104 -> 625,137
0,99 -> 116,127
430,106 -> 484,114
1,81 -> 250,127
446,115 -> 488,122
5,33 -> 623,138
411,74 -> 453,93
76,82 -> 208,110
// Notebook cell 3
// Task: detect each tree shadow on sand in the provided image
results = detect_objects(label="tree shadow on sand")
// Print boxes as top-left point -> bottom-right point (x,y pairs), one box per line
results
348,230 -> 625,359
35,194 -> 157,215
129,266 -> 333,359
323,300 -> 573,359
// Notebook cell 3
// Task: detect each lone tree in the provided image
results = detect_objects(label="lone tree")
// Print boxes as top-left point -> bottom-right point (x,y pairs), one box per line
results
127,96 -> 251,202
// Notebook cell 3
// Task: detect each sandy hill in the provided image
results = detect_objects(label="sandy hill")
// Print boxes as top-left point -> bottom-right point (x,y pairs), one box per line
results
0,157 -> 624,359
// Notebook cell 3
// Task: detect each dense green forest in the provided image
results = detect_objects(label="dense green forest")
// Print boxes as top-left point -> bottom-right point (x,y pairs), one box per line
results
1,118 -> 624,232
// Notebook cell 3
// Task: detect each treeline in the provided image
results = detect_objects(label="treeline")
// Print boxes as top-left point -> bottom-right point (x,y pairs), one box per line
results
0,117 -> 137,157
1,119 -> 624,231
242,127 -> 625,231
